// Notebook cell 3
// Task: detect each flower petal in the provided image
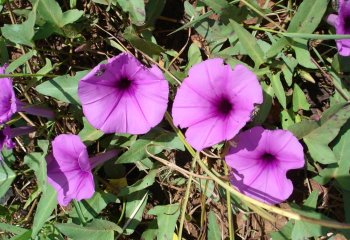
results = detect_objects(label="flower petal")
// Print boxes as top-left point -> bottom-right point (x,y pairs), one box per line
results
230,163 -> 294,204
52,134 -> 89,171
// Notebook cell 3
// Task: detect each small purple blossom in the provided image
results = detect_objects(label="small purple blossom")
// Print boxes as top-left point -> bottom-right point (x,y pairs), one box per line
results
47,134 -> 118,206
327,0 -> 350,56
225,126 -> 305,205
0,127 -> 15,160
172,59 -> 263,151
78,53 -> 169,134
0,126 -> 35,161
0,65 -> 54,123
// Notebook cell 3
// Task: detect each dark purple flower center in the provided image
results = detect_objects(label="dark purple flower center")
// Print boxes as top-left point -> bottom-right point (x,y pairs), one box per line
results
261,153 -> 276,162
344,15 -> 350,33
217,98 -> 233,115
117,77 -> 132,90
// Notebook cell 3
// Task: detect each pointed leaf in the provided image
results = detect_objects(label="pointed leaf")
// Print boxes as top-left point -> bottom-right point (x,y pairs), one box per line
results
1,9 -> 36,47
207,211 -> 221,240
230,20 -> 264,68
31,185 -> 57,237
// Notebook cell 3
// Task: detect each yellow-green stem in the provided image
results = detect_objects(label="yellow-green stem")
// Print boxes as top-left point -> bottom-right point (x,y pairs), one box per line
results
178,156 -> 197,239
224,163 -> 235,240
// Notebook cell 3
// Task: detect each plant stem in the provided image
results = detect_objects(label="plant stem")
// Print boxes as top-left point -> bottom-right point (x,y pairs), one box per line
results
73,200 -> 86,226
178,155 -> 197,239
224,163 -> 235,240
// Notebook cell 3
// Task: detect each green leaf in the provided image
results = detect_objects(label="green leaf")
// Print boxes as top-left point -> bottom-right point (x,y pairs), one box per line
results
10,230 -> 32,240
266,37 -> 289,59
145,0 -> 166,26
5,50 -> 36,73
281,54 -> 298,86
207,211 -> 221,240
266,0 -> 329,58
117,128 -> 184,164
37,0 -> 63,27
270,72 -> 286,109
123,27 -> 163,57
317,121 -> 350,190
292,38 -> 317,69
123,190 -> 148,235
62,9 -> 84,26
201,0 -> 229,13
148,204 -> 180,240
289,103 -> 350,164
287,0 -> 329,34
270,221 -> 293,240
291,191 -> 330,239
229,20 -> 264,68
69,192 -> 118,221
186,43 -> 202,71
281,109 -> 295,129
36,70 -> 89,105
1,8 -> 36,47
24,151 -> 47,190
0,37 -> 9,65
0,223 -> 27,235
31,185 -> 57,238
116,0 -> 145,26
141,219 -> 158,240
0,161 -> 16,199
56,219 -> 122,240
92,0 -> 112,5
118,170 -> 157,197
254,83 -> 273,124
292,83 -> 310,112
79,118 -> 104,143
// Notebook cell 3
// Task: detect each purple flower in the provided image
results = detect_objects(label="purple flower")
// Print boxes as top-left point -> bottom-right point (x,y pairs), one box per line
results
0,127 -> 15,160
0,65 -> 54,123
0,126 -> 35,161
327,0 -> 350,56
172,59 -> 263,151
78,53 -> 169,134
225,126 -> 305,204
0,66 -> 18,124
47,134 -> 118,206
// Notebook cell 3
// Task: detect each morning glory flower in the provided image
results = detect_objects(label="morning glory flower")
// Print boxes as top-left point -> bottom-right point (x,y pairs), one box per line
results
0,65 -> 18,124
0,126 -> 35,161
225,126 -> 305,204
47,134 -> 118,206
172,58 -> 263,150
327,0 -> 350,56
78,53 -> 169,134
0,65 -> 54,124
0,127 -> 14,160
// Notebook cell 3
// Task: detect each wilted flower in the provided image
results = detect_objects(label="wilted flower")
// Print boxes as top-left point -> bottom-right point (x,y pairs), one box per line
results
78,53 -> 169,134
172,59 -> 263,150
0,126 -> 35,161
327,0 -> 350,56
0,65 -> 54,124
47,134 -> 118,206
225,126 -> 305,204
